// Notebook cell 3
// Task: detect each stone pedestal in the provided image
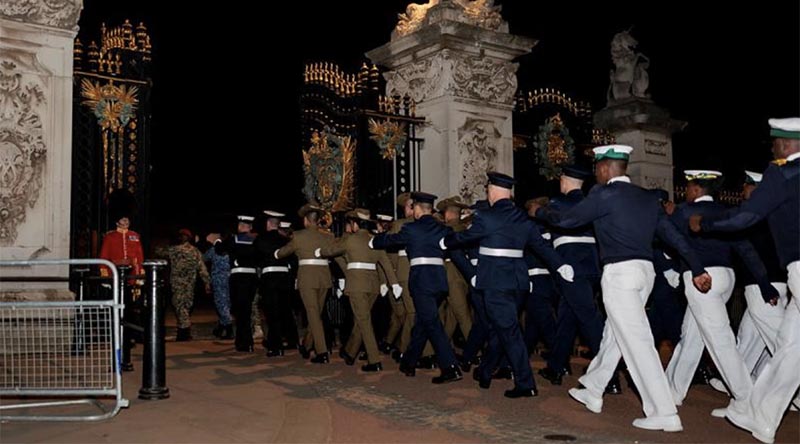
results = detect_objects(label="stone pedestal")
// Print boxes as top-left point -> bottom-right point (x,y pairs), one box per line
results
0,1 -> 83,299
367,0 -> 535,202
594,98 -> 685,197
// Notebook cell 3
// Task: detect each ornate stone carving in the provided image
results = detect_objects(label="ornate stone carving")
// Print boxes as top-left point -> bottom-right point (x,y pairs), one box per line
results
0,60 -> 47,245
386,51 -> 517,104
395,0 -> 504,38
0,0 -> 83,30
451,55 -> 517,104
607,30 -> 651,104
458,118 -> 499,202
644,138 -> 669,157
642,176 -> 669,191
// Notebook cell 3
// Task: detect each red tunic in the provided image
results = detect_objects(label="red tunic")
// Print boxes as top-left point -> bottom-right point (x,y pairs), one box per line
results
99,229 -> 144,277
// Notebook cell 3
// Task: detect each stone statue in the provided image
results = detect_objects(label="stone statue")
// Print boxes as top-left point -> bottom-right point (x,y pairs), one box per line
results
607,30 -> 650,103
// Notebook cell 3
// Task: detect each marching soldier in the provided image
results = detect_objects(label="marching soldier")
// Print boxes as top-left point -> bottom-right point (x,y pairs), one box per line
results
443,172 -> 574,398
522,198 -> 558,357
370,192 -> 463,384
437,197 -> 473,344
317,209 -> 401,371
530,145 -> 711,431
533,166 -> 613,391
161,229 -> 211,341
690,118 -> 800,443
208,215 -> 261,352
665,170 -> 775,414
274,204 -> 334,363
254,210 -> 297,357
375,213 -> 406,355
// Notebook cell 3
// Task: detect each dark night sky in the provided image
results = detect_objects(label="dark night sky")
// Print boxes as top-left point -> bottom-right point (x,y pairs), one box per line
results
78,0 -> 799,234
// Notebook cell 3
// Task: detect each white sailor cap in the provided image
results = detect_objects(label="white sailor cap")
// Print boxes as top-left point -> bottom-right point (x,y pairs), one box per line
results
593,145 -> 633,161
744,170 -> 763,184
684,170 -> 723,181
376,214 -> 393,222
237,215 -> 255,223
263,210 -> 285,218
279,221 -> 292,229
768,117 -> 800,139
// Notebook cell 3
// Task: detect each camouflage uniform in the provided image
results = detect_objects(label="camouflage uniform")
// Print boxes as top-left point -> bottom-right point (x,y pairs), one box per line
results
203,247 -> 232,326
165,243 -> 210,328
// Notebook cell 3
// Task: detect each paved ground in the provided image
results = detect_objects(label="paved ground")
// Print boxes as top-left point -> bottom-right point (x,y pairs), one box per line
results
2,307 -> 798,443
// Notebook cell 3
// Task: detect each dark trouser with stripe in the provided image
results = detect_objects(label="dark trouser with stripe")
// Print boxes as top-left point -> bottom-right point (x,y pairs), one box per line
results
525,276 -> 558,352
401,290 -> 457,370
479,289 -> 535,390
260,275 -> 298,350
462,289 -> 488,363
547,276 -> 603,372
230,273 -> 259,349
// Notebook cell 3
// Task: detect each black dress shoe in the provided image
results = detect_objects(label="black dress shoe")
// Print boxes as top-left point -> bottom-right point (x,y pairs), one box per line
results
432,366 -> 463,384
379,341 -> 393,354
358,351 -> 368,361
538,367 -> 563,385
339,349 -> 355,366
399,363 -> 416,377
310,352 -> 329,364
176,327 -> 192,342
220,325 -> 235,340
391,350 -> 402,363
298,344 -> 311,359
266,349 -> 284,357
492,367 -> 513,380
504,387 -> 537,398
362,362 -> 383,372
473,368 -> 491,389
458,357 -> 472,373
235,345 -> 254,353
605,374 -> 623,395
416,355 -> 437,369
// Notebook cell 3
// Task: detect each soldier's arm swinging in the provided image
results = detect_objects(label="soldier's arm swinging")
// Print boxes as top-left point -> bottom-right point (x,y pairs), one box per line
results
535,191 -> 606,229
370,225 -> 411,250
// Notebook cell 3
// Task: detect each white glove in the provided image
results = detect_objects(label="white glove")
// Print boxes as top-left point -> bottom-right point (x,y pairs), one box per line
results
663,269 -> 681,288
392,284 -> 403,299
557,264 -> 574,283
470,276 -> 476,287
335,288 -> 343,298
530,281 -> 533,293
439,238 -> 447,250
338,279 -> 346,290
368,237 -> 375,249
380,284 -> 389,297
314,248 -> 322,258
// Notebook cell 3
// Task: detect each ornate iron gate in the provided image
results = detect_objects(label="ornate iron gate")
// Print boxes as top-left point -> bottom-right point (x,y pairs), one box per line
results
71,20 -> 153,259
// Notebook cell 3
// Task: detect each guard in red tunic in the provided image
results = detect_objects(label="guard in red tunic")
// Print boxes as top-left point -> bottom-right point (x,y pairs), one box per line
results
99,216 -> 144,278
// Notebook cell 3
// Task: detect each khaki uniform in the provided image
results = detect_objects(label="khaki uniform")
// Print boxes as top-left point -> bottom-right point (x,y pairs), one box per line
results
321,229 -> 398,364
276,227 -> 334,354
443,220 -> 473,339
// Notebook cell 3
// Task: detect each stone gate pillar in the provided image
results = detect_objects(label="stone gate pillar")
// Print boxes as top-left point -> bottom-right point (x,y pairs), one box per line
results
1,0 -> 83,298
367,0 -> 535,202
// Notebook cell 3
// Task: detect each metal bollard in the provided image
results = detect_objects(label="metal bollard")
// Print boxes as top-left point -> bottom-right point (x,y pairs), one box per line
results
139,259 -> 170,400
118,264 -> 134,372
71,267 -> 91,356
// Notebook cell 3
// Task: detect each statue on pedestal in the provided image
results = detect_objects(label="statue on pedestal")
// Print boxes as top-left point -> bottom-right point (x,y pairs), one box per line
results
607,30 -> 650,103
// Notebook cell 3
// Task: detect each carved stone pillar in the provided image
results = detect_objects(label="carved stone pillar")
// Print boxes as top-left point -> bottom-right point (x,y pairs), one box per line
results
367,0 -> 535,202
1,0 -> 83,299
594,99 -> 685,198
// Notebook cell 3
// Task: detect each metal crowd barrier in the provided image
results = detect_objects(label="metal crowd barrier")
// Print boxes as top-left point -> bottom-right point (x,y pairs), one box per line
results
0,259 -> 130,421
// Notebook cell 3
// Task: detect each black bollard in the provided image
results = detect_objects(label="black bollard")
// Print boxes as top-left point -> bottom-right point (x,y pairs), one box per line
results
71,267 -> 90,356
118,264 -> 134,372
139,259 -> 170,400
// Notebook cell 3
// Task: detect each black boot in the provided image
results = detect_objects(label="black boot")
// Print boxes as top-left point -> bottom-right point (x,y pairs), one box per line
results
416,355 -> 437,369
266,349 -> 284,357
473,368 -> 491,389
220,325 -> 234,340
432,365 -> 463,384
362,362 -> 383,372
492,367 -> 513,380
538,367 -> 563,385
391,350 -> 403,363
399,362 -> 416,377
235,344 -> 254,353
605,373 -> 623,395
298,344 -> 311,359
310,352 -> 329,364
176,327 -> 192,342
457,355 -> 472,373
504,387 -> 537,398
339,349 -> 355,366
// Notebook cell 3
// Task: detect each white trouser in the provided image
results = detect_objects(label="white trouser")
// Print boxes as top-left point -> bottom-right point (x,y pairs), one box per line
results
737,283 -> 788,377
579,260 -> 677,418
743,261 -> 800,436
667,267 -> 752,403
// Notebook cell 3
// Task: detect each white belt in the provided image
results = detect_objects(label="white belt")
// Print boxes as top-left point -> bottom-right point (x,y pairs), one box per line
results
398,249 -> 407,257
470,258 -> 478,266
299,259 -> 329,266
528,268 -> 550,276
347,262 -> 376,270
231,267 -> 257,274
410,257 -> 444,267
553,236 -> 596,248
479,247 -> 524,258
262,266 -> 290,273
